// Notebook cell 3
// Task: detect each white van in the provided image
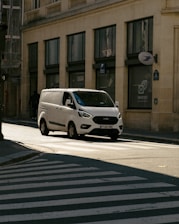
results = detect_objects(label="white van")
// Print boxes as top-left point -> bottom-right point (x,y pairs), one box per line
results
38,88 -> 123,140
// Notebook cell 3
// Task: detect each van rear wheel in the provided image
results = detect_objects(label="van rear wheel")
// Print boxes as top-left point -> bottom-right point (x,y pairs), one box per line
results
68,122 -> 78,139
40,120 -> 49,136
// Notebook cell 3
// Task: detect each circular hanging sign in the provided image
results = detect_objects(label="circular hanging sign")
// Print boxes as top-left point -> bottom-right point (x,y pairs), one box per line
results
138,52 -> 154,65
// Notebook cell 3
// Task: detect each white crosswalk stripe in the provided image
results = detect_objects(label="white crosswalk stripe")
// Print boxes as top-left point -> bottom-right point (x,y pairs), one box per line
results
0,157 -> 178,223
36,139 -> 179,153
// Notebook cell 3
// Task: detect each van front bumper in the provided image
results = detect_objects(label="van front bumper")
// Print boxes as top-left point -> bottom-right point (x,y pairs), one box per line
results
88,128 -> 120,136
77,122 -> 123,136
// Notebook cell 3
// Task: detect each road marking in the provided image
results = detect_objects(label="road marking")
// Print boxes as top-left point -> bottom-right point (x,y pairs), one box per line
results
0,170 -> 120,184
0,201 -> 179,222
0,182 -> 174,201
0,176 -> 146,191
81,214 -> 179,224
0,166 -> 99,179
0,191 -> 179,210
0,153 -> 178,223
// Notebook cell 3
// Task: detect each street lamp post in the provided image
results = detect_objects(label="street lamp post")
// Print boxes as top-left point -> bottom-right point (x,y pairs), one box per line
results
0,22 -> 7,141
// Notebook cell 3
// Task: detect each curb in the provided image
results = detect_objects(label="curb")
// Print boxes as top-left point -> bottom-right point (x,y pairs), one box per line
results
122,133 -> 179,145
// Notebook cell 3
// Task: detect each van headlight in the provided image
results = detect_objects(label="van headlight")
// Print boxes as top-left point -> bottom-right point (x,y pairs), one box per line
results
78,110 -> 92,118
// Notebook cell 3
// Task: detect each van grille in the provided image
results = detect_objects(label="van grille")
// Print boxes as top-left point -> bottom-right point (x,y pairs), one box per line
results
93,116 -> 118,124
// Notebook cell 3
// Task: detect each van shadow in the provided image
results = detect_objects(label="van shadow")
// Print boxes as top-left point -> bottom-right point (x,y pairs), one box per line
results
49,133 -> 130,143
44,150 -> 179,186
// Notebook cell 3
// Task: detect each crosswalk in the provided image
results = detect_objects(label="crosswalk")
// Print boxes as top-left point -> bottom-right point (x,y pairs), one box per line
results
33,136 -> 179,154
0,155 -> 179,223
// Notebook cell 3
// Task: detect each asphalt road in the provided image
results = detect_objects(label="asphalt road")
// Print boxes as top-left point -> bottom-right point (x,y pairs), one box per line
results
2,122 -> 179,178
0,123 -> 179,223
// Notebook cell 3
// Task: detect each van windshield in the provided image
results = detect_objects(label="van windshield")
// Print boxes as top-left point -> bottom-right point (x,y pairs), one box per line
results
73,91 -> 114,107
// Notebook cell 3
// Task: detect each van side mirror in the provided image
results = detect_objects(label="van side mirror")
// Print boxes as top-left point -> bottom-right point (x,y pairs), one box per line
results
66,99 -> 75,109
115,101 -> 119,107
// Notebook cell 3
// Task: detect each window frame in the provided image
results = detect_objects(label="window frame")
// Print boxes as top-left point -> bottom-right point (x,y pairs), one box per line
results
67,32 -> 85,63
127,17 -> 153,57
45,38 -> 59,67
94,25 -> 116,60
33,0 -> 40,9
28,42 -> 38,71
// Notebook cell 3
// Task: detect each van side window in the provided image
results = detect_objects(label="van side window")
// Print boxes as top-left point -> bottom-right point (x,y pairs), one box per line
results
63,92 -> 75,109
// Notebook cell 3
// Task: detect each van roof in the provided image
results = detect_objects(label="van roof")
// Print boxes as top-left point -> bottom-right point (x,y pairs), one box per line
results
41,88 -> 106,93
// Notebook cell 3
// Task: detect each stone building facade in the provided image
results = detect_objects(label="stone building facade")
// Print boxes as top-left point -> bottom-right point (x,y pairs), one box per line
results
1,0 -> 21,117
21,0 -> 179,132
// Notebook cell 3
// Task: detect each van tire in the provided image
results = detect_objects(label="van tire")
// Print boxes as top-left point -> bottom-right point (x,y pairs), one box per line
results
68,122 -> 78,139
110,134 -> 118,141
40,120 -> 49,136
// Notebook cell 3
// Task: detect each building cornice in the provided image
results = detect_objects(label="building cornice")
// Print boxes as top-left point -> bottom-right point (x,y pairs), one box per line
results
22,0 -> 139,30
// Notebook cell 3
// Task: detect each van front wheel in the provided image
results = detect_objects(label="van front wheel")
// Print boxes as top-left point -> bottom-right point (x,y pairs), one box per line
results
68,122 -> 78,139
110,134 -> 118,141
40,120 -> 49,136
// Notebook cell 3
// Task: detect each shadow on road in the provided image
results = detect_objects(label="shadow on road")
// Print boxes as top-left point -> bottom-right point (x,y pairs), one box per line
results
49,133 -> 131,143
45,152 -> 179,187
0,140 -> 179,223
0,139 -> 178,186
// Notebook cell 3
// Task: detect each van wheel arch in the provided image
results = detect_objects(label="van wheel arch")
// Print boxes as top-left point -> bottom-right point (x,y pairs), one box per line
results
40,119 -> 49,136
68,122 -> 78,139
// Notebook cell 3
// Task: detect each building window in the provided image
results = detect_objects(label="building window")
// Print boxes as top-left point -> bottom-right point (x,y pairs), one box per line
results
29,43 -> 38,72
45,38 -> 59,88
127,17 -> 153,109
33,0 -> 40,9
94,25 -> 116,100
127,17 -> 153,56
67,32 -> 85,88
67,32 -> 85,63
28,42 -> 38,101
95,25 -> 116,59
45,38 -> 59,66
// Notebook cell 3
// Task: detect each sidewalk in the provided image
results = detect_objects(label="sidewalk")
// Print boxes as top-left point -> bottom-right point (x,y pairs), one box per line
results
0,118 -> 178,166
122,128 -> 179,144
0,139 -> 39,166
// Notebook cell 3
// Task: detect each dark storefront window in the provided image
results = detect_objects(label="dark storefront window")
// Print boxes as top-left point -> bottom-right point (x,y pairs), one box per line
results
69,72 -> 85,88
127,17 -> 153,109
45,38 -> 59,88
96,69 -> 115,101
67,32 -> 85,87
128,65 -> 152,109
95,25 -> 116,100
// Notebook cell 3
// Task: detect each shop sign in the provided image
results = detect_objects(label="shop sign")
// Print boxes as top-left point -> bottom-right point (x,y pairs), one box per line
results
138,52 -> 154,65
100,63 -> 106,74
